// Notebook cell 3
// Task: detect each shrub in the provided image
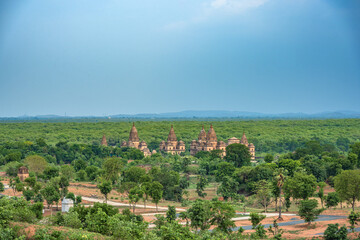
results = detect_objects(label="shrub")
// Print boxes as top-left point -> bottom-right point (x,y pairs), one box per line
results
30,202 -> 44,219
63,212 -> 82,229
324,223 -> 348,240
85,208 -> 109,235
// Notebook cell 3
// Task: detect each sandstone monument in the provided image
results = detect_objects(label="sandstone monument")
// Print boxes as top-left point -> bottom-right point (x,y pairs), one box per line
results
121,123 -> 152,157
190,125 -> 255,159
159,125 -> 186,155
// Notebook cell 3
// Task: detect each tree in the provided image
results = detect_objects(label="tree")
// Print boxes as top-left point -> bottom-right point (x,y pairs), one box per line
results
264,154 -> 274,163
40,184 -> 60,216
350,142 -> 360,166
217,176 -> 239,201
325,192 -> 340,209
210,200 -> 236,233
60,165 -> 75,181
150,181 -> 163,212
102,157 -> 122,183
283,172 -> 317,200
23,188 -> 35,201
66,192 -> 82,205
166,205 -> 176,223
188,199 -> 211,231
215,162 -> 236,182
275,170 -> 285,220
334,170 -> 360,211
129,186 -> 144,213
196,175 -> 208,198
225,143 -> 251,168
0,181 -> 4,193
317,182 -> 326,208
124,166 -> 146,184
24,155 -> 48,174
97,180 -> 112,203
141,182 -> 152,209
298,199 -> 323,225
255,180 -> 272,213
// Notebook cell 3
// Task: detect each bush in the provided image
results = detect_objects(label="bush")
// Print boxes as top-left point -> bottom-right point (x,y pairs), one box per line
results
108,215 -> 148,240
250,212 -> 265,229
63,212 -> 82,229
324,223 -> 348,240
85,208 -> 109,235
325,192 -> 340,208
30,202 -> 44,219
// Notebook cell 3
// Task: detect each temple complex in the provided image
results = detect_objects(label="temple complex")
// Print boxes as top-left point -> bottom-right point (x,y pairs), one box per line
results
190,125 -> 255,160
159,125 -> 186,155
121,123 -> 152,157
101,134 -> 108,146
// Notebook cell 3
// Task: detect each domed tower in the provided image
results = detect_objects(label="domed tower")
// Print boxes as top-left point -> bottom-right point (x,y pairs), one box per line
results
178,140 -> 185,151
206,124 -> 218,148
249,143 -> 255,160
101,134 -> 108,146
198,126 -> 207,143
190,140 -> 198,156
159,140 -> 166,151
139,140 -> 148,151
129,122 -> 140,148
240,132 -> 248,146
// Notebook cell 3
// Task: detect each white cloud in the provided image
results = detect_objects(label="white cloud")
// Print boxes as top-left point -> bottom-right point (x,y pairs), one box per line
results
210,0 -> 269,12
162,0 -> 270,31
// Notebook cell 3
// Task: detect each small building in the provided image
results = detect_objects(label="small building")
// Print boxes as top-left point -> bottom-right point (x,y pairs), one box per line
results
62,198 -> 74,212
18,166 -> 29,181
159,125 -> 186,155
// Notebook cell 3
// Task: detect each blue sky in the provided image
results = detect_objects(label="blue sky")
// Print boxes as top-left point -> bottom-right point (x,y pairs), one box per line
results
0,0 -> 359,117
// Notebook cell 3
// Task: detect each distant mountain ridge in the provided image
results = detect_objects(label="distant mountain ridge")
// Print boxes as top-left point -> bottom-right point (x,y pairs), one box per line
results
1,110 -> 360,121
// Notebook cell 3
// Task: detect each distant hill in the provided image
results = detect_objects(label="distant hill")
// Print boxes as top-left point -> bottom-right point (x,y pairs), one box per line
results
1,110 -> 360,121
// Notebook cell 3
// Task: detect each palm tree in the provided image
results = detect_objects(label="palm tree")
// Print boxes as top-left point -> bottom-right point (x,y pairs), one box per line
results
276,170 -> 285,221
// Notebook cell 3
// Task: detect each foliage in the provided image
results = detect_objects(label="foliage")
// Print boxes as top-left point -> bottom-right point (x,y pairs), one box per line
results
325,192 -> 340,208
249,212 -> 266,229
298,199 -> 323,225
97,180 -> 112,203
166,205 -> 176,223
150,181 -> 163,211
334,169 -> 360,211
255,180 -> 272,212
196,175 -> 208,198
129,186 -> 144,213
225,143 -> 251,168
324,223 -> 348,240
102,157 -> 123,183
283,172 -> 317,200
348,211 -> 360,233
24,155 -> 48,174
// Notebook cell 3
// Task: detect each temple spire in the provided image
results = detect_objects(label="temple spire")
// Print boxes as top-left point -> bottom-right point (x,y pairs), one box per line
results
167,125 -> 177,142
101,134 -> 108,146
129,123 -> 139,142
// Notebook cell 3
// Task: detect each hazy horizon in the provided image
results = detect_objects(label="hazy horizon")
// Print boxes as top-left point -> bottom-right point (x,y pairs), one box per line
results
1,0 -> 359,117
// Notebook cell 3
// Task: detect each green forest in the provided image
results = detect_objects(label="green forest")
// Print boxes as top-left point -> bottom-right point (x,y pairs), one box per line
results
0,119 -> 359,155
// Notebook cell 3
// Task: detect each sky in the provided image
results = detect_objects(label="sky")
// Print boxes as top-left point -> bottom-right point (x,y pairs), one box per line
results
0,0 -> 359,117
